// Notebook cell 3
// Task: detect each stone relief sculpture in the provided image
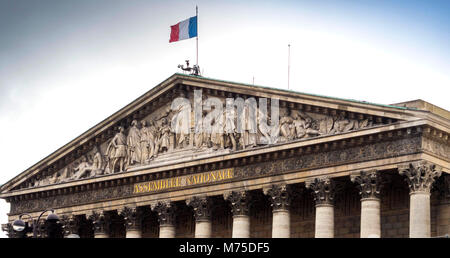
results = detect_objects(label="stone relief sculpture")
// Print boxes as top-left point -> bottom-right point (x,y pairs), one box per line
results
127,120 -> 141,166
29,94 -> 383,188
106,126 -> 127,173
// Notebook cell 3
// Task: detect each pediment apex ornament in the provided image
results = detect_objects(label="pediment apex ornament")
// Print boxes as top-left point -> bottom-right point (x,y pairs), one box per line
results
398,161 -> 442,194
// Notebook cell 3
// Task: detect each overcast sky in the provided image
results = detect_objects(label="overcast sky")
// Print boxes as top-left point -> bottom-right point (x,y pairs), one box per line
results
1,0 -> 449,237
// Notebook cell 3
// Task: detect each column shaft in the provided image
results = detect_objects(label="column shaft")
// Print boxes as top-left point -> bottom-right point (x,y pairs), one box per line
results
195,220 -> 212,238
94,232 -> 108,238
272,210 -> 290,238
410,192 -> 431,238
126,229 -> 142,238
232,215 -> 250,238
315,204 -> 334,238
160,225 -> 176,238
360,198 -> 381,238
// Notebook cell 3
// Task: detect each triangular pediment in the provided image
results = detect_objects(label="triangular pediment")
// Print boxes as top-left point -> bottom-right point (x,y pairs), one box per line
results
1,73 -> 448,195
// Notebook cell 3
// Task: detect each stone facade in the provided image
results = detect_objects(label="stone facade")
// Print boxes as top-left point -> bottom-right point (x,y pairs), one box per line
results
1,74 -> 449,238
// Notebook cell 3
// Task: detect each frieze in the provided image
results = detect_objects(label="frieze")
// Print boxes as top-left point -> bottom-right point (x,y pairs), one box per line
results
422,137 -> 450,161
21,90 -> 387,190
9,136 -> 421,215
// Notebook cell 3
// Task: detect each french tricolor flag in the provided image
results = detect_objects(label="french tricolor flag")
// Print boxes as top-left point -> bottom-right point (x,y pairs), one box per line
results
169,16 -> 198,43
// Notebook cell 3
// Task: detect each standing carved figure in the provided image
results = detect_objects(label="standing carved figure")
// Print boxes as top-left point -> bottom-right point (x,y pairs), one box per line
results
156,118 -> 171,154
224,100 -> 237,151
211,111 -> 225,150
127,120 -> 141,166
171,92 -> 191,149
92,146 -> 104,176
148,120 -> 158,159
139,120 -> 151,164
241,100 -> 257,149
106,126 -> 127,173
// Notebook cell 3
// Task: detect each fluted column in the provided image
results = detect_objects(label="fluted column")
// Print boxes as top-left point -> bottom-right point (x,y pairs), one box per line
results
186,196 -> 212,238
152,200 -> 176,238
120,206 -> 143,238
88,211 -> 109,238
306,177 -> 335,238
60,215 -> 80,238
399,161 -> 442,238
224,190 -> 251,238
264,184 -> 291,238
351,170 -> 382,238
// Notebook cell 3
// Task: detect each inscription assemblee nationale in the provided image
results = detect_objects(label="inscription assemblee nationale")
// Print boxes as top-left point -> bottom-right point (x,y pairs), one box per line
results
133,168 -> 234,194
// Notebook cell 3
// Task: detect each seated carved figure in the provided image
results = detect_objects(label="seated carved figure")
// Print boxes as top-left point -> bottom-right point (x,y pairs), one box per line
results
71,156 -> 93,180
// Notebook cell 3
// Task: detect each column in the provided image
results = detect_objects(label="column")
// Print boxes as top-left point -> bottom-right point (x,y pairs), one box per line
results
399,161 -> 442,238
152,200 -> 176,238
120,206 -> 142,238
88,211 -> 109,238
186,196 -> 212,238
436,175 -> 450,237
264,184 -> 290,238
224,190 -> 251,238
351,170 -> 381,238
306,176 -> 335,238
60,215 -> 80,238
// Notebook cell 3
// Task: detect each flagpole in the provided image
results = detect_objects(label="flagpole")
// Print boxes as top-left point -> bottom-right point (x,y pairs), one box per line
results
196,5 -> 198,67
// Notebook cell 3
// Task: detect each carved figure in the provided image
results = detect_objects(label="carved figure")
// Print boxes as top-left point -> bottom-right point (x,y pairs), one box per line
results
155,118 -> 171,155
92,146 -> 104,176
127,120 -> 141,166
279,111 -> 295,142
211,111 -> 224,150
224,101 -> 237,150
139,120 -> 151,164
106,126 -> 127,172
241,100 -> 257,149
71,156 -> 94,180
171,92 -> 191,149
292,112 -> 320,139
147,120 -> 158,159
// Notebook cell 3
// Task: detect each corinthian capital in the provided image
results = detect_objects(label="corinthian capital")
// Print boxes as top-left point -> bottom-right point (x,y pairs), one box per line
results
186,196 -> 212,221
351,170 -> 381,199
263,184 -> 290,211
119,206 -> 142,231
152,200 -> 176,226
398,161 -> 442,194
305,176 -> 335,205
224,190 -> 251,216
60,215 -> 79,237
87,210 -> 108,234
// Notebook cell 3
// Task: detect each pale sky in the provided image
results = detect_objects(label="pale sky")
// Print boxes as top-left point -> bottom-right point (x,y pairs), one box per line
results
1,0 -> 449,237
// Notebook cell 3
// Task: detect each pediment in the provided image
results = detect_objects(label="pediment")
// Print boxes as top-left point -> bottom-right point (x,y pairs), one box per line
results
0,73 -> 443,194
